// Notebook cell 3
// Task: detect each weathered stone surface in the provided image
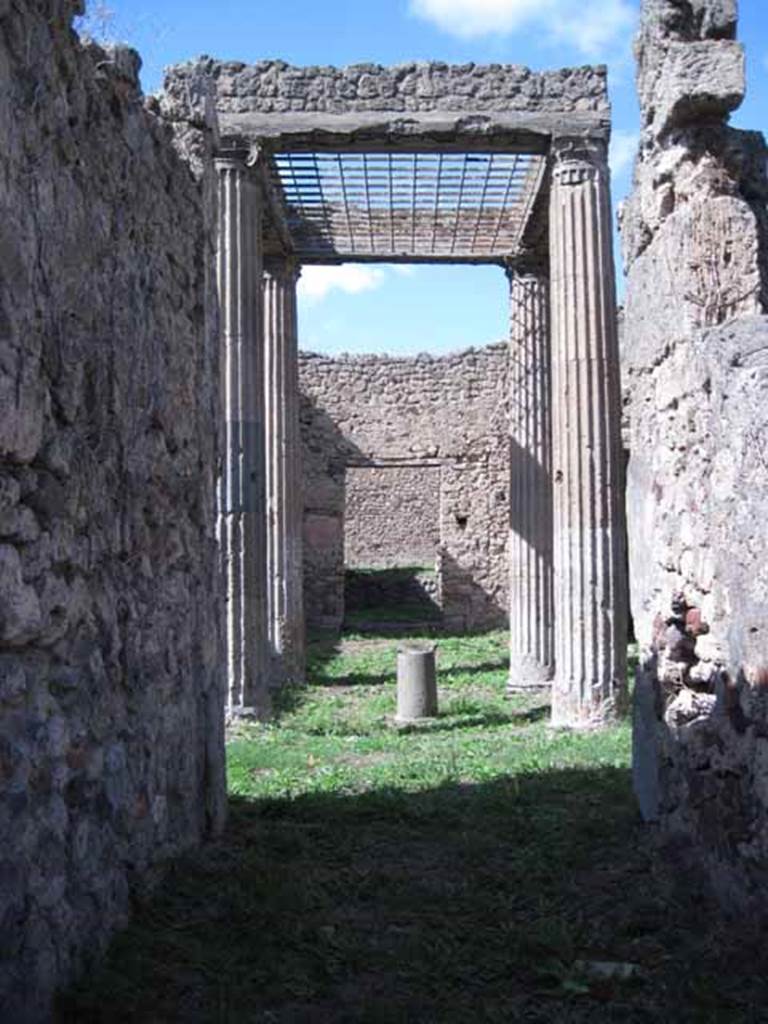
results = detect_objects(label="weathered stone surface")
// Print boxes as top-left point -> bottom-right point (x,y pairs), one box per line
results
639,40 -> 744,135
622,196 -> 763,367
627,318 -> 768,656
0,3 -> 224,1018
167,58 -> 610,118
625,0 -> 768,916
299,345 -> 510,633
0,545 -> 43,646
640,0 -> 737,44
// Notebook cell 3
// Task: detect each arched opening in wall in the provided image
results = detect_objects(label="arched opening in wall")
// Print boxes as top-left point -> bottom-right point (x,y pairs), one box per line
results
343,462 -> 443,632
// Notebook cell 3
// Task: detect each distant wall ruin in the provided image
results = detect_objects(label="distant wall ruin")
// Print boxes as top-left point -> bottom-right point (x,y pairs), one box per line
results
299,345 -> 511,633
625,0 -> 768,914
0,4 -> 224,1018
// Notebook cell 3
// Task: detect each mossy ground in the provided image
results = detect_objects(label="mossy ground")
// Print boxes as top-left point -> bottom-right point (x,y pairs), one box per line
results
60,630 -> 768,1023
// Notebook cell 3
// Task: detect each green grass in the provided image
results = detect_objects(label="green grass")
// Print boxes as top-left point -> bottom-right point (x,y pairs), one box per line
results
228,631 -> 628,801
60,630 -> 768,1023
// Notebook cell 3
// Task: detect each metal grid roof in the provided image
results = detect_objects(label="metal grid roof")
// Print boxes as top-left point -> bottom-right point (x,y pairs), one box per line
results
270,151 -> 546,262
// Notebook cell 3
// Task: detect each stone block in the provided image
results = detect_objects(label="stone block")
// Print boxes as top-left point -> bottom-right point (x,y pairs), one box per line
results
0,545 -> 42,646
649,41 -> 745,135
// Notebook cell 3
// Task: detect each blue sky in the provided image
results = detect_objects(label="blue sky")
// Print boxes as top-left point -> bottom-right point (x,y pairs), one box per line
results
78,0 -> 768,355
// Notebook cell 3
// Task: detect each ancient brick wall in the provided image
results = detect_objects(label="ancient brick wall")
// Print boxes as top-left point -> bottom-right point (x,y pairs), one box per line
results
171,58 -> 610,116
0,4 -> 223,1017
624,0 -> 768,914
299,345 -> 510,633
344,465 -> 441,570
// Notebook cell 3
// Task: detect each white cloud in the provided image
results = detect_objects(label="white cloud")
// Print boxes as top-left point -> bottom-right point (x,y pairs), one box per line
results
410,0 -> 636,57
299,265 -> 386,302
298,264 -> 422,302
609,130 -> 639,178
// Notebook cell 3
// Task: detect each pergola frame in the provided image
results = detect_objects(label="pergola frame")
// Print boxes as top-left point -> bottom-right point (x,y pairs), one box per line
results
214,61 -> 628,728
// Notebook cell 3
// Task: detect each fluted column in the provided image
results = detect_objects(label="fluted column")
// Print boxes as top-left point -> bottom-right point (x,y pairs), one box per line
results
216,154 -> 269,716
264,257 -> 305,686
549,138 -> 628,727
506,261 -> 554,692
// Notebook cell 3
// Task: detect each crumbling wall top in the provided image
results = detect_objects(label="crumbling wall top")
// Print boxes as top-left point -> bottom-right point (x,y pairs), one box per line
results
177,58 -> 610,118
635,0 -> 744,136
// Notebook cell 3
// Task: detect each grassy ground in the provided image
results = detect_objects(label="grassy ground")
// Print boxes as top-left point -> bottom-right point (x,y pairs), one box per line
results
61,630 -> 768,1023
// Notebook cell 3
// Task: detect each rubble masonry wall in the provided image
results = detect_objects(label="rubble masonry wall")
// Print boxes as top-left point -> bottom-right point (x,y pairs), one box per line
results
0,3 -> 224,1017
344,465 -> 442,570
624,0 -> 768,913
169,58 -> 610,117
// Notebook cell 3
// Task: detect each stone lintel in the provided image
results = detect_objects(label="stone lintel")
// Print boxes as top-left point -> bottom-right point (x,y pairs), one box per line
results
218,110 -> 609,155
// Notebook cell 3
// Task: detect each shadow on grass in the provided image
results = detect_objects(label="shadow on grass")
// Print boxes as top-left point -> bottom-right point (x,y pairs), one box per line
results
58,766 -> 768,1024
295,630 -> 509,698
437,658 -> 510,680
396,709 -> 520,734
509,704 -> 551,725
300,659 -> 512,694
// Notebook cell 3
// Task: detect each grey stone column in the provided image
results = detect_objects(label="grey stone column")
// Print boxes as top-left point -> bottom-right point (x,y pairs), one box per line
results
263,257 -> 305,685
506,261 -> 554,692
215,154 -> 269,716
548,138 -> 628,727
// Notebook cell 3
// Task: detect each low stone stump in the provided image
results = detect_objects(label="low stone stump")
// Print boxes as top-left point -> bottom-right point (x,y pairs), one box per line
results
396,644 -> 438,723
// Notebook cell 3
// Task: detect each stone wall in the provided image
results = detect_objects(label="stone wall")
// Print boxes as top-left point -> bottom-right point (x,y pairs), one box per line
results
624,0 -> 768,913
344,465 -> 441,570
0,4 -> 223,1018
172,58 -> 610,116
299,344 -> 510,633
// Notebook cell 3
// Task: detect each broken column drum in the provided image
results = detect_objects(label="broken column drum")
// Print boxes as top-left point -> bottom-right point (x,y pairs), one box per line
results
396,644 -> 438,722
548,139 -> 628,727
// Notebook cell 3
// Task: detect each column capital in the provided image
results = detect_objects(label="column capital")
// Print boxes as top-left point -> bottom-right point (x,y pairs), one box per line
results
550,136 -> 609,187
214,148 -> 251,174
503,254 -> 549,283
263,255 -> 302,283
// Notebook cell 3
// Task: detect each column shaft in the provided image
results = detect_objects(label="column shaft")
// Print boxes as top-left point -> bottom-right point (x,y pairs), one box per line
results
548,140 -> 628,727
264,260 -> 305,685
216,157 -> 269,715
507,266 -> 554,690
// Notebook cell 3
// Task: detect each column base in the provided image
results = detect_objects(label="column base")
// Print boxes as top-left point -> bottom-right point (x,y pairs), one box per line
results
550,680 -> 623,730
227,702 -> 270,724
507,656 -> 553,695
